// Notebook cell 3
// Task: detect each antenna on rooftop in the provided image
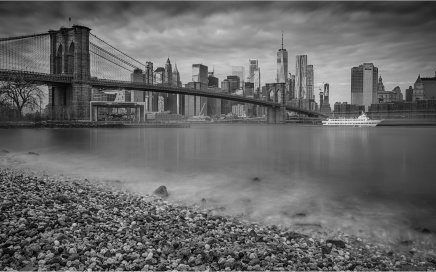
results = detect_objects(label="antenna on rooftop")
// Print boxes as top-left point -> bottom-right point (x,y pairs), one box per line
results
281,31 -> 283,50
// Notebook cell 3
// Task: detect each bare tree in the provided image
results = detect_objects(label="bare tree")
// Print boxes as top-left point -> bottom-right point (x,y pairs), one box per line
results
0,73 -> 45,118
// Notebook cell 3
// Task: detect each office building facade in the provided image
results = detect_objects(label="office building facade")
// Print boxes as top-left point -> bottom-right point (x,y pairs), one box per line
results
208,71 -> 219,88
232,66 -> 245,89
295,55 -> 307,99
306,65 -> 314,100
421,71 -> 436,100
351,63 -> 378,111
249,59 -> 258,83
192,64 -> 208,84
254,68 -> 261,96
227,75 -> 240,92
406,86 -> 414,102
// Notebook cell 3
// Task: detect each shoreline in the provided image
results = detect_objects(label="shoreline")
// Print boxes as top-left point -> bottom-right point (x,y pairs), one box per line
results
0,122 -> 190,129
3,120 -> 436,129
1,168 -> 435,271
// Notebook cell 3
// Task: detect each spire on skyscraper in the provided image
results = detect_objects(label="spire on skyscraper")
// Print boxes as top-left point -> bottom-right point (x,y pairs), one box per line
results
281,31 -> 283,50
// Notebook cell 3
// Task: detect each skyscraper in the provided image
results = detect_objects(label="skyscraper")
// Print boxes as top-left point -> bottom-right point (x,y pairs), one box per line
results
145,61 -> 153,112
208,71 -> 219,88
164,59 -> 176,114
319,83 -> 332,114
351,63 -> 378,111
406,86 -> 414,102
154,67 -> 165,84
221,79 -> 230,93
377,75 -> 385,92
324,83 -> 330,103
172,63 -> 181,87
172,63 -> 182,114
192,64 -> 208,84
164,58 -> 172,84
254,68 -> 261,96
189,64 -> 208,116
232,66 -> 245,88
227,75 -> 240,92
289,74 -> 295,99
249,59 -> 258,83
295,55 -> 307,99
306,65 -> 314,100
277,32 -> 288,83
153,67 -> 165,112
413,75 -> 424,101
421,71 -> 436,100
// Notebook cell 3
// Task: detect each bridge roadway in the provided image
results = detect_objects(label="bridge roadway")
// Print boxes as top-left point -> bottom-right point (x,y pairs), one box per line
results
0,69 -> 327,117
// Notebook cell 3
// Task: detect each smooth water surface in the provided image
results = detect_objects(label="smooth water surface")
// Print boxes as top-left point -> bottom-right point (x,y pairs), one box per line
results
1,124 -> 436,244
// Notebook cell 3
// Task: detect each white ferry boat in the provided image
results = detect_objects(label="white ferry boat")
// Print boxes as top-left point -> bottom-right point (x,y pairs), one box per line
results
322,111 -> 382,127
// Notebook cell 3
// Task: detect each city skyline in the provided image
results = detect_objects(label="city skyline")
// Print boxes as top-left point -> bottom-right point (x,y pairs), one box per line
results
1,2 -> 436,105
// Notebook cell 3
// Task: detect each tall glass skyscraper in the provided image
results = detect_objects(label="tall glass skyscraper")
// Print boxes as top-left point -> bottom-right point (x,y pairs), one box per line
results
351,63 -> 378,111
232,66 -> 245,88
277,32 -> 288,83
249,59 -> 258,83
306,64 -> 314,100
254,68 -> 261,96
295,55 -> 307,99
192,64 -> 208,84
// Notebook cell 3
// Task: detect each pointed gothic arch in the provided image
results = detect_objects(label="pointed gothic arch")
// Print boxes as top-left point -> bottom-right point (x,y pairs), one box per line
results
56,44 -> 63,74
67,42 -> 75,74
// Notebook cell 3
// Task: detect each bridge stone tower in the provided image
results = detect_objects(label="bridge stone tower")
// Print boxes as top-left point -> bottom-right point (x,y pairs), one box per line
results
266,83 -> 286,124
48,25 -> 91,120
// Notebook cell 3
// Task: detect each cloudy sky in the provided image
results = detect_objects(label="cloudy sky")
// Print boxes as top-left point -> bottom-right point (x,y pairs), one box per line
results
1,1 -> 436,104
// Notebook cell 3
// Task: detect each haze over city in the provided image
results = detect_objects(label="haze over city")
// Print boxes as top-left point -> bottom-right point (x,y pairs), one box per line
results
1,1 -> 436,105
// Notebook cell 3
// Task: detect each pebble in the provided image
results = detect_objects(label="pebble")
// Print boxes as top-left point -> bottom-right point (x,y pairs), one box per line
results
0,169 -> 434,272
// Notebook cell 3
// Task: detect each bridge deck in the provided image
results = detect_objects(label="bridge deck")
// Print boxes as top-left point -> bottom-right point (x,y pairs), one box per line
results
0,70 -> 327,117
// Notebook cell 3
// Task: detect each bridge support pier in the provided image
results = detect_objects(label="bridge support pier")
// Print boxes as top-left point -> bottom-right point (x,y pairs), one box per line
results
72,83 -> 92,120
48,25 -> 91,120
267,106 -> 286,124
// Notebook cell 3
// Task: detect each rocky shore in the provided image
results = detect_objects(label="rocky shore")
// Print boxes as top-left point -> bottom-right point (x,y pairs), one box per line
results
1,168 -> 436,271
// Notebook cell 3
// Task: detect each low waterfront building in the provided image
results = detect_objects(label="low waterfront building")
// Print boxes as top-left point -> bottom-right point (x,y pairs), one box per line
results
333,102 -> 365,117
232,104 -> 245,117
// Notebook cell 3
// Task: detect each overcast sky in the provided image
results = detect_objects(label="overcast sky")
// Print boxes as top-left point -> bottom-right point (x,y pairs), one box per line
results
1,1 -> 436,104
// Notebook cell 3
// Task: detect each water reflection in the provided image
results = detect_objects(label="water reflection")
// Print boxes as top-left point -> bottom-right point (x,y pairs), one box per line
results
1,125 -> 436,244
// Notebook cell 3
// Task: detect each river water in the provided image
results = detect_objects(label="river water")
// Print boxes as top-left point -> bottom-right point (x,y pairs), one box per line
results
1,124 -> 436,245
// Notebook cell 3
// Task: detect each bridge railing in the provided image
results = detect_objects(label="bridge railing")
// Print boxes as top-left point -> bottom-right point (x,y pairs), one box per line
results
89,78 -> 282,107
0,69 -> 73,83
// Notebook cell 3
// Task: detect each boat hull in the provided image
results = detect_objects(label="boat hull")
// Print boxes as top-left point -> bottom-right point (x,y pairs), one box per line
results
322,120 -> 382,127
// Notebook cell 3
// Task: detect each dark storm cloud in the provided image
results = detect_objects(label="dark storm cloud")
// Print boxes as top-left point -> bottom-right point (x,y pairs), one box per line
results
1,1 -> 435,103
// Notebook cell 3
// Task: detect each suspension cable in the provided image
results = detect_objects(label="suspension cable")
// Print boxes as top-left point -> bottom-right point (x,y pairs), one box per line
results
90,33 -> 146,67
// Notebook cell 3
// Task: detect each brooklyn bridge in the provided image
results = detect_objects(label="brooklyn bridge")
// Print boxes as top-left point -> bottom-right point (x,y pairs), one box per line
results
0,25 -> 327,123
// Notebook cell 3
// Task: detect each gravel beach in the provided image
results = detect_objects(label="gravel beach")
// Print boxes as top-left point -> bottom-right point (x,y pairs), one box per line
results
1,168 -> 436,271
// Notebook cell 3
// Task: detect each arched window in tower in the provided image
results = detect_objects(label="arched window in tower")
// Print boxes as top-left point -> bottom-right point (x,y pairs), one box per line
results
277,88 -> 283,104
56,44 -> 63,74
269,90 -> 275,102
68,42 -> 75,74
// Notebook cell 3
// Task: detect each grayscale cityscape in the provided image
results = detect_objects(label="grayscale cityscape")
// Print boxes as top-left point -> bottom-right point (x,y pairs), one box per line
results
1,1 -> 436,272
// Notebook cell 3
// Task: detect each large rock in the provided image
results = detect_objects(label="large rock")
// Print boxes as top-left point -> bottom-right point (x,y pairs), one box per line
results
326,239 -> 346,248
153,185 -> 169,197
